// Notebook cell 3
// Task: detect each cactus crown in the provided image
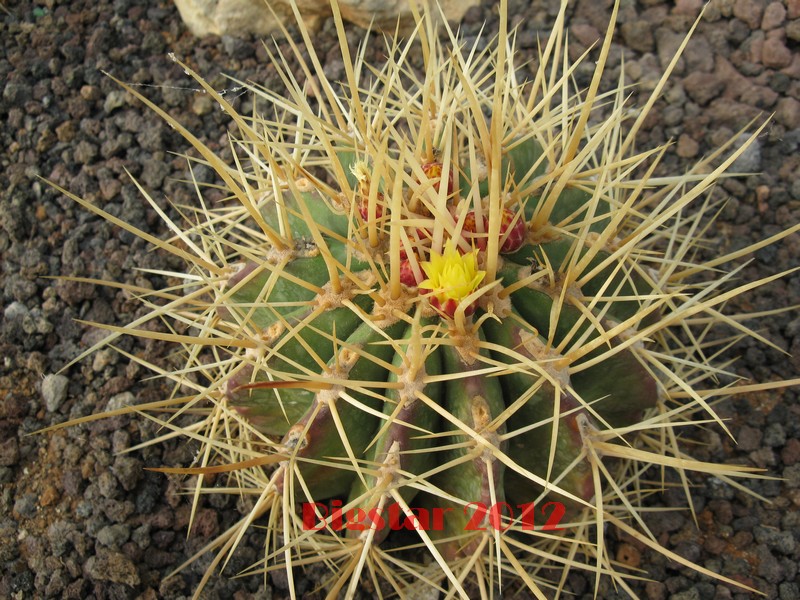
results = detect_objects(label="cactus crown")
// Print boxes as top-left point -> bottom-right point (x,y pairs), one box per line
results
52,0 -> 800,598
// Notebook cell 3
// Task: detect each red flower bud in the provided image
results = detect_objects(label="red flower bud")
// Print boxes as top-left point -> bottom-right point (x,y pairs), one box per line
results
399,258 -> 422,287
358,192 -> 384,222
462,210 -> 488,251
499,208 -> 526,253
421,161 -> 455,196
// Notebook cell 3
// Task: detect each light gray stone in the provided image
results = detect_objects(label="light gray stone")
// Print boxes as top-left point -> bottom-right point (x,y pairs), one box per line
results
730,133 -> 762,173
106,391 -> 135,412
41,374 -> 69,412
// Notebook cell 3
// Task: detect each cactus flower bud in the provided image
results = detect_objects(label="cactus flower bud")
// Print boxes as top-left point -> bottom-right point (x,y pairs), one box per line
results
421,160 -> 455,196
461,210 -> 489,251
499,208 -> 526,253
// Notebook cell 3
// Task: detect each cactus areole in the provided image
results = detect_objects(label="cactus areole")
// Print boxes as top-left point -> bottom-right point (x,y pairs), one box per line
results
56,0 -> 800,597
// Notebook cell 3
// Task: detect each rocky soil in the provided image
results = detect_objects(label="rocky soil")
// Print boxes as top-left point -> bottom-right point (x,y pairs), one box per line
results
1,0 -> 799,598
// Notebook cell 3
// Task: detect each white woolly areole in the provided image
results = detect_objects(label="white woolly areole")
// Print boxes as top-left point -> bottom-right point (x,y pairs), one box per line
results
518,329 -> 571,389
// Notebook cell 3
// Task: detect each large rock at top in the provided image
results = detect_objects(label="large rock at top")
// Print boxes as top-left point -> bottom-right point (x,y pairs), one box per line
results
173,0 -> 328,37
337,0 -> 477,32
174,0 -> 479,37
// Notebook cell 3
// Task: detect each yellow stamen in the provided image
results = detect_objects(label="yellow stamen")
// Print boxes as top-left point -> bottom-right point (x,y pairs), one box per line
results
419,244 -> 486,306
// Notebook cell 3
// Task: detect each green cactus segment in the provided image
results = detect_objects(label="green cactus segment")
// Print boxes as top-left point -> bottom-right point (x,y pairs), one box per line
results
261,188 -> 350,239
275,318 -> 407,498
258,296 -> 372,379
226,365 -> 313,436
498,260 -> 621,357
225,293 -> 372,437
521,186 -> 611,234
426,337 -> 507,555
498,261 -> 591,347
505,236 -> 654,324
503,387 -> 595,510
335,149 -> 362,191
223,256 -> 332,330
497,264 -> 658,426
222,241 -> 372,332
481,309 -> 556,409
571,342 -> 659,428
459,136 -> 547,199
456,135 -> 609,236
505,135 -> 548,187
480,314 -> 593,507
346,322 -> 443,542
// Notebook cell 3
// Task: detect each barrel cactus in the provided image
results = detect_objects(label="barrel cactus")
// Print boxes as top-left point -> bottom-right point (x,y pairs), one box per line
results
55,0 -> 799,597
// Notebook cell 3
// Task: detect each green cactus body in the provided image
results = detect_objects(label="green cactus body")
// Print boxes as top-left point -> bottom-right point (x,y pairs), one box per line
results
60,0 -> 800,597
427,336 -> 509,557
344,318 -> 443,543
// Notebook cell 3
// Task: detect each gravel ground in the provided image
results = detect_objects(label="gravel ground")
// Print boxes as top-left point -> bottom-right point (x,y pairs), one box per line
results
1,0 -> 799,598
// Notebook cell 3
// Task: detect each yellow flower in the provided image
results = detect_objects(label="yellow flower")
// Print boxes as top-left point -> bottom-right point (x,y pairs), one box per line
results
419,244 -> 485,317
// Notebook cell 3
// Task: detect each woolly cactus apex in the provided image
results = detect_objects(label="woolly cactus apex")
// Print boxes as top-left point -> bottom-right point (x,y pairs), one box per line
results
51,0 -> 800,598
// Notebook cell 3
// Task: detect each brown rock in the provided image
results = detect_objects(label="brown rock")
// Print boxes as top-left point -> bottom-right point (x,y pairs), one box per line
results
40,484 -> 60,507
655,27 -> 686,73
762,36 -> 793,68
616,542 -> 642,568
676,133 -> 699,158
787,19 -> 800,42
620,21 -> 655,53
575,0 -> 620,32
55,120 -> 76,143
749,31 -> 765,64
99,178 -> 121,201
79,85 -> 101,102
707,97 -> 762,129
673,0 -> 703,17
739,83 -> 778,108
733,0 -> 764,29
788,0 -> 800,19
778,154 -> 800,182
84,549 -> 140,586
714,0 -> 737,19
571,23 -> 601,48
0,437 -> 19,467
645,581 -> 666,600
775,97 -> 800,128
188,507 -> 219,538
683,71 -> 725,105
684,35 -> 715,72
704,535 -> 727,554
762,2 -> 786,29
780,53 -> 800,77
781,438 -> 800,466
192,94 -> 213,116
714,54 -> 751,99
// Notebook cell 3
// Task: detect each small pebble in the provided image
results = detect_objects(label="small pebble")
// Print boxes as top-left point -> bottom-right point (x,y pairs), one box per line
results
96,524 -> 131,549
103,90 -> 127,113
761,2 -> 786,29
106,391 -> 135,412
41,374 -> 69,412
83,549 -> 140,586
4,301 -> 29,321
730,134 -> 762,172
677,133 -> 699,157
